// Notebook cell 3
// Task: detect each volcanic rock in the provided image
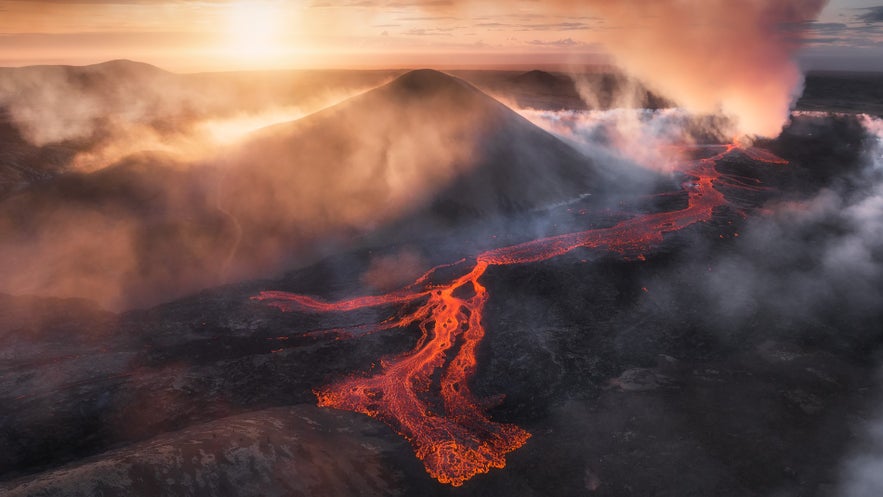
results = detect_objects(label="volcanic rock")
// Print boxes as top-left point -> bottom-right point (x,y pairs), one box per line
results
0,405 -> 412,497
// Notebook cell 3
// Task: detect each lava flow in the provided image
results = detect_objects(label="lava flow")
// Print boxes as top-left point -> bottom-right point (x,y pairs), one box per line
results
254,144 -> 787,486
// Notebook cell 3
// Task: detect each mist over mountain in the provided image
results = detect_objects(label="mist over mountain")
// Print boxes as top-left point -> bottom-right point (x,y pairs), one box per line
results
0,67 -> 639,310
0,60 -> 400,199
458,69 -> 673,112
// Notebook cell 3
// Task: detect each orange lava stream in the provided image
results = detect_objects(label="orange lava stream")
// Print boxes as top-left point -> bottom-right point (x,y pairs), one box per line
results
253,144 -> 786,486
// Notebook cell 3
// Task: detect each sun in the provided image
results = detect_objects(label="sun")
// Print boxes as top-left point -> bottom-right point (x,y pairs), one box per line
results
225,1 -> 284,61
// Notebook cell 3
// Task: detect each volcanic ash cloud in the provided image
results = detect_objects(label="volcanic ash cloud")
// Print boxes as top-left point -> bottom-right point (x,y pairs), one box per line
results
578,0 -> 828,137
438,0 -> 827,138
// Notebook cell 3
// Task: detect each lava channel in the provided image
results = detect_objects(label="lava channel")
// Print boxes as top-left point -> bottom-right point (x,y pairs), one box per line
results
253,144 -> 787,486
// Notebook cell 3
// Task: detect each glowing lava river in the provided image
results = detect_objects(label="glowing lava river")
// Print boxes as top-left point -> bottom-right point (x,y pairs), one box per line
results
253,144 -> 787,486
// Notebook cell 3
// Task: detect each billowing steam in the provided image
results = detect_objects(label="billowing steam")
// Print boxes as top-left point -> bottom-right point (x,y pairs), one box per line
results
0,68 -> 608,310
518,107 -> 732,172
521,105 -> 883,496
634,113 -> 882,333
441,0 -> 828,137
840,381 -> 883,497
576,0 -> 827,137
827,116 -> 883,497
0,63 -> 397,309
0,61 -> 393,174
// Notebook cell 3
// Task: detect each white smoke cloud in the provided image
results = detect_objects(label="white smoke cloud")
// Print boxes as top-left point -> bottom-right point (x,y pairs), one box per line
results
433,0 -> 829,137
833,116 -> 883,497
839,397 -> 883,497
0,62 -> 393,174
518,107 -> 733,172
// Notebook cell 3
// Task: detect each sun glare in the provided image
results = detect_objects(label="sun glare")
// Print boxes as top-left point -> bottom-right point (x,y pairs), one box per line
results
226,1 -> 285,61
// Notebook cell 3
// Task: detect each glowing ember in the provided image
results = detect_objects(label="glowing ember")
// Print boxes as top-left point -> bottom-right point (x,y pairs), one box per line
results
253,144 -> 786,486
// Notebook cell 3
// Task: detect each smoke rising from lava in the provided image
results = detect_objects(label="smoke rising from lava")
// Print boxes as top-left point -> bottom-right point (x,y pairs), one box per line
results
782,117 -> 883,497
518,107 -> 733,173
632,114 -> 882,343
840,373 -> 883,497
578,0 -> 827,138
439,0 -> 828,137
437,108 -> 883,491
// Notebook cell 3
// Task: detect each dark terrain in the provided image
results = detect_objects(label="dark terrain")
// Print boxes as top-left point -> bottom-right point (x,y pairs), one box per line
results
798,71 -> 883,116
1,64 -> 882,496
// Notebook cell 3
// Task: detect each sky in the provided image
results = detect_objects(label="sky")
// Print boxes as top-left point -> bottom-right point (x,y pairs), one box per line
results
0,0 -> 881,71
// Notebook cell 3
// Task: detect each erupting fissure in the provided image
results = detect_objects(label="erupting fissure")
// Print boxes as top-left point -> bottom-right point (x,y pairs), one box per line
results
254,144 -> 787,486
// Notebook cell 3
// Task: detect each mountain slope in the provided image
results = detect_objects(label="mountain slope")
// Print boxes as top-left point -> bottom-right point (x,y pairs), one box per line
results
220,69 -> 632,275
0,61 -> 399,200
0,69 -> 635,309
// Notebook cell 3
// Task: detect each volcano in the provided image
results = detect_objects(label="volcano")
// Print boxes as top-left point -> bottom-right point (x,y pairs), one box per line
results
2,64 -> 883,497
0,69 -> 639,309
219,69 -> 642,272
226,69 -> 616,219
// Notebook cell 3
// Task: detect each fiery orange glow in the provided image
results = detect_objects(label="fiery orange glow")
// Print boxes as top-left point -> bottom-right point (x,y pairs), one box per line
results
254,144 -> 787,486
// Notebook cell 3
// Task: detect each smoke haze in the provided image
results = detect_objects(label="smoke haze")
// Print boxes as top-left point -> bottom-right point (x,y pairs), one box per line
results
580,0 -> 827,137
3,3 -> 883,495
518,107 -> 733,172
0,68 -> 620,310
438,0 -> 828,137
0,61 -> 397,177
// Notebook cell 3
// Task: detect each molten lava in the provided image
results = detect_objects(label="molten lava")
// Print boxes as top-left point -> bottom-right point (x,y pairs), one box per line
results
254,144 -> 786,486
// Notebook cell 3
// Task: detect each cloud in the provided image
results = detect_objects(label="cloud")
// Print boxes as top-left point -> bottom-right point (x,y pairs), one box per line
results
858,6 -> 883,23
839,381 -> 883,497
518,108 -> 883,345
421,0 -> 828,137
0,62 -> 403,309
624,113 -> 883,351
527,38 -> 584,47
519,107 -> 732,173
404,28 -> 455,36
395,15 -> 458,21
387,0 -> 454,7
575,0 -> 828,137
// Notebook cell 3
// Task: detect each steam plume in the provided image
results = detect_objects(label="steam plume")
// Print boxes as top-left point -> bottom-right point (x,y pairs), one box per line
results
443,0 -> 828,137
578,0 -> 827,137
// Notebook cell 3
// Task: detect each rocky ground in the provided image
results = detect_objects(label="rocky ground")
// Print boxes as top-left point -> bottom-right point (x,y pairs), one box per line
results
1,68 -> 882,496
0,241 -> 877,496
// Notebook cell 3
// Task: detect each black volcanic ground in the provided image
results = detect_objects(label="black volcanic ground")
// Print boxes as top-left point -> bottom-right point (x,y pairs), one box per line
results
1,63 -> 883,497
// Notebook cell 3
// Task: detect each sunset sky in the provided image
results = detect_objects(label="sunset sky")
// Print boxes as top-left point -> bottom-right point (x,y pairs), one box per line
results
0,0 -> 881,71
